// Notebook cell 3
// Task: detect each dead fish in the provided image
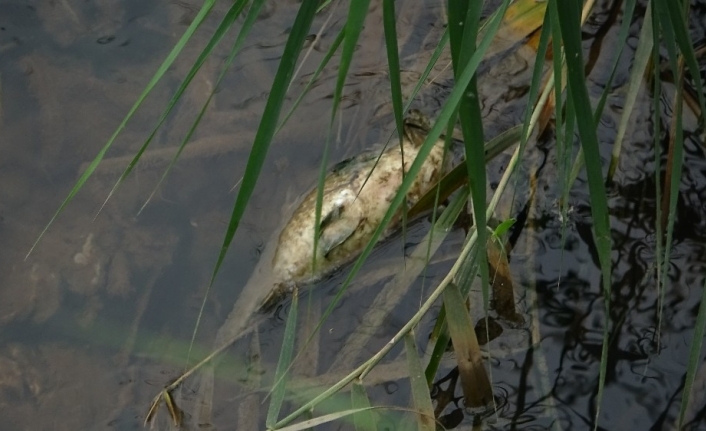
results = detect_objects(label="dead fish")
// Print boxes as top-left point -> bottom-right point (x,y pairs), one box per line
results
215,110 -> 452,345
146,111 -> 455,427
260,109 -> 453,309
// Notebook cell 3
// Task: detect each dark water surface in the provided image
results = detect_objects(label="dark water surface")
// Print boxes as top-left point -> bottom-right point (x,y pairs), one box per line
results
1,0 -> 705,430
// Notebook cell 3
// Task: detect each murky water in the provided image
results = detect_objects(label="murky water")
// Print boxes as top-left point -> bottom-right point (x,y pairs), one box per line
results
1,0 -> 705,430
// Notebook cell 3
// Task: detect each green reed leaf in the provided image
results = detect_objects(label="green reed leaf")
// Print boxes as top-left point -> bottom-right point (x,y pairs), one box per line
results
276,408 -> 378,431
277,27 -> 345,134
383,0 -> 404,147
607,0 -> 649,182
552,1 -> 613,429
351,381 -> 377,431
139,0 -> 259,214
313,0 -> 372,271
657,0 -> 706,120
267,288 -> 299,427
443,282 -> 492,407
448,0 -> 491,317
212,0 -> 318,296
651,6 -> 666,347
404,333 -> 435,431
677,277 -> 706,428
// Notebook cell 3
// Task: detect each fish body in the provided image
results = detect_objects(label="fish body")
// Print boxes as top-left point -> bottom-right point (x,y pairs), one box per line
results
261,110 -> 453,308
211,111 -> 452,345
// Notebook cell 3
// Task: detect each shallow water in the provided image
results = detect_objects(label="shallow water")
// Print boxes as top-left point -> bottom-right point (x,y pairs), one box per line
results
1,0 -> 705,430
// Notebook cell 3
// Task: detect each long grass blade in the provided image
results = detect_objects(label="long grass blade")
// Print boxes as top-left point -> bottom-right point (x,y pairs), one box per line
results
382,0 -> 412,266
593,0 -> 636,134
606,0 -> 650,182
652,0 -> 691,354
449,2 -> 510,324
404,333 -> 435,431
448,0 -> 492,316
653,0 -> 686,228
406,29 -> 449,113
351,381 -> 377,431
552,1 -> 612,429
312,0 -> 372,271
553,0 -> 576,276
656,0 -> 706,119
181,0 -> 318,370
277,27 -> 345,134
554,0 -> 639,189
106,0 -> 248,215
661,73 -> 687,346
677,277 -> 706,428
424,303 -> 449,387
138,0 -> 258,214
26,0 -> 217,259
163,390 -> 183,426
651,5 -> 666,349
267,288 -> 299,427
276,408 -> 378,431
383,0 -> 404,146
443,282 -> 492,407
518,6 -> 551,145
509,6 -> 550,211
487,230 -> 521,323
549,1 -> 568,201
206,0 -> 318,303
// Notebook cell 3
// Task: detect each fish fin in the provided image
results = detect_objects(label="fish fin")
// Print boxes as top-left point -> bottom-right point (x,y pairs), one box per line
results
318,203 -> 362,257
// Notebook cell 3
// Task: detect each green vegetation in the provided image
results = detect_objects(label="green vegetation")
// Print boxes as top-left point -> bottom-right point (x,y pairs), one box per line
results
34,0 -> 706,429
